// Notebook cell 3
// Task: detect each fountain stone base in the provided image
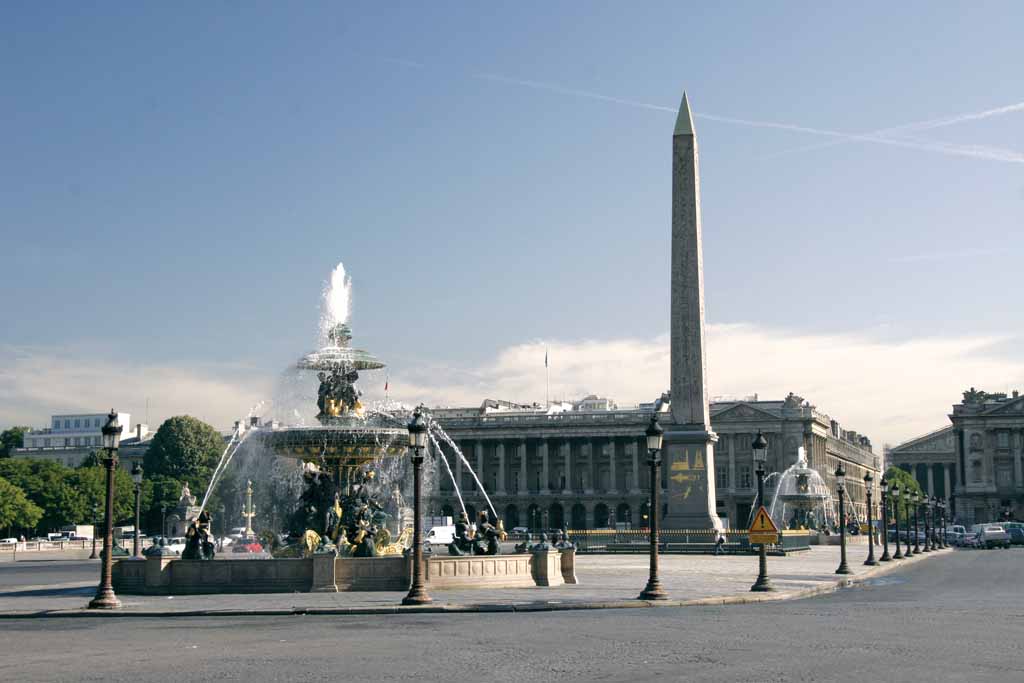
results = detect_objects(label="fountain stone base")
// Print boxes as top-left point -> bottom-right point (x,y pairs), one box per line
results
113,552 -> 577,594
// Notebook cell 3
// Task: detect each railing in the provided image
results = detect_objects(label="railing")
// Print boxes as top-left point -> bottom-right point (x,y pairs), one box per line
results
563,529 -> 812,555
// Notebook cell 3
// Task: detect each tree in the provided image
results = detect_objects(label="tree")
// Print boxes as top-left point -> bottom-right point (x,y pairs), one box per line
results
0,459 -> 85,531
0,476 -> 43,534
144,416 -> 224,487
884,466 -> 925,521
0,426 -> 30,458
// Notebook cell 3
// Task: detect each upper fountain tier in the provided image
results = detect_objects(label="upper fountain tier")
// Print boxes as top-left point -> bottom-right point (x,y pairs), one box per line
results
296,323 -> 386,372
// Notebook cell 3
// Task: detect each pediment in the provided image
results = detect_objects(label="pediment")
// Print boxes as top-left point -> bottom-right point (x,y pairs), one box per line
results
891,426 -> 955,454
712,403 -> 779,422
981,397 -> 1024,416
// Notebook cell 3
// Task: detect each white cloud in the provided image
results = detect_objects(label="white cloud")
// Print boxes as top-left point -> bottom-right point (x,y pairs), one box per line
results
0,345 -> 269,432
5,325 -> 1023,449
380,324 -> 1024,448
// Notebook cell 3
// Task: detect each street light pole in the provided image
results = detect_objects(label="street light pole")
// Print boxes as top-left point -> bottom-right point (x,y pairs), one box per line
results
750,431 -> 774,592
863,472 -> 877,566
912,491 -> 921,554
89,503 -> 99,560
835,465 -> 851,575
638,412 -> 668,601
89,410 -> 122,610
403,406 -> 432,606
879,477 -> 891,562
922,495 -> 932,552
892,485 -> 904,559
131,462 -> 143,557
909,485 -> 917,557
940,498 -> 948,548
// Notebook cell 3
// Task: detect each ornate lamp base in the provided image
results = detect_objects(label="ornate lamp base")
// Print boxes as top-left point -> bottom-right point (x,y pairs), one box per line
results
750,576 -> 775,592
402,587 -> 433,606
638,579 -> 668,601
88,588 -> 122,610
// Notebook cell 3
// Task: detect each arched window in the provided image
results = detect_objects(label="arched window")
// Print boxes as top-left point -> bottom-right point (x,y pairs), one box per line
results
571,503 -> 587,530
548,503 -> 564,529
616,503 -> 632,526
504,504 -> 520,529
593,503 -> 610,528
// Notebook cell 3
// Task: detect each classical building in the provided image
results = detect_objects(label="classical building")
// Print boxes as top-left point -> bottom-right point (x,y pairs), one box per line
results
888,388 -> 1024,525
428,392 -> 879,530
14,412 -> 150,471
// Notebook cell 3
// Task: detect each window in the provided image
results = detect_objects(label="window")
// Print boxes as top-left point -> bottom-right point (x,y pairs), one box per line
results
74,419 -> 81,429
997,432 -> 1010,449
92,436 -> 100,446
64,420 -> 70,429
53,419 -> 60,430
715,466 -> 729,489
739,465 -> 752,489
64,438 -> 70,447
94,418 -> 101,428
74,437 -> 81,446
43,438 -> 50,447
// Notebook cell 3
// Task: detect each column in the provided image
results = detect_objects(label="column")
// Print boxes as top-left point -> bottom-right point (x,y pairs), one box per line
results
582,441 -> 594,494
496,442 -> 506,495
561,441 -> 572,494
606,440 -> 618,493
727,433 -> 736,494
518,439 -> 528,496
540,440 -> 550,495
1015,430 -> 1023,489
927,463 -> 935,497
628,440 -> 640,493
474,441 -> 484,494
944,463 -> 952,499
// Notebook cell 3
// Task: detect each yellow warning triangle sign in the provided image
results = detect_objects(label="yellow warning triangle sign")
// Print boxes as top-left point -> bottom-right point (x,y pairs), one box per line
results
748,506 -> 778,534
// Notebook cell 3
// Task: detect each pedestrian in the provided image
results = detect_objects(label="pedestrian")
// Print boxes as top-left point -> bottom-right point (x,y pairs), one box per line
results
714,529 -> 725,555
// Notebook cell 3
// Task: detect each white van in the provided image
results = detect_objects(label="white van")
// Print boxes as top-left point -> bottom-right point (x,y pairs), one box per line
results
424,525 -> 455,545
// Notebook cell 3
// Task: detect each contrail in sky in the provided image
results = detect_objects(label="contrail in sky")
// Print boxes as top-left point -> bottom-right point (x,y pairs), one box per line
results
763,100 -> 1024,159
473,72 -> 1024,164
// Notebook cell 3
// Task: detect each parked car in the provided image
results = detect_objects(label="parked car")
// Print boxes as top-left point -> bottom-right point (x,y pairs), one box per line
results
164,537 -> 187,555
977,525 -> 1010,549
946,525 -> 966,546
0,538 -> 18,545
1007,527 -> 1024,546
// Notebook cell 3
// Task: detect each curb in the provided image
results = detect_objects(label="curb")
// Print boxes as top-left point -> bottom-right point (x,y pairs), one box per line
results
0,548 -> 951,620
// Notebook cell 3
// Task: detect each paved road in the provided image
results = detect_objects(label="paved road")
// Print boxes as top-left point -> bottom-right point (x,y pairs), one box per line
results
0,549 -> 1020,682
0,560 -> 95,591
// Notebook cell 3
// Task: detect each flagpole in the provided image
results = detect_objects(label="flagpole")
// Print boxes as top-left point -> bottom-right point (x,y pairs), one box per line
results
545,349 -> 550,408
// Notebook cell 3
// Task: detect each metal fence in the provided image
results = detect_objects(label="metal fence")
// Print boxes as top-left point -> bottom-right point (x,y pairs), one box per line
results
564,529 -> 811,555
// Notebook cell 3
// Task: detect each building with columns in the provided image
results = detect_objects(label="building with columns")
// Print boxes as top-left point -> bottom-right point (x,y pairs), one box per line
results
888,388 -> 1024,525
428,392 -> 879,530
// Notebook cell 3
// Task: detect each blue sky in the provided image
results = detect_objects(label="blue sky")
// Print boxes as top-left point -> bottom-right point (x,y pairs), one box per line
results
2,3 -> 1022,445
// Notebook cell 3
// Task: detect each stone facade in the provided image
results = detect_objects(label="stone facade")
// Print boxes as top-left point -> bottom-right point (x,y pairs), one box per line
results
888,389 -> 1024,525
429,394 -> 879,531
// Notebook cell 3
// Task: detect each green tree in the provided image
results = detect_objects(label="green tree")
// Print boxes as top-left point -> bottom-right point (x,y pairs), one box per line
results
0,476 -> 43,534
70,462 -> 137,527
883,466 -> 925,521
0,459 -> 85,532
144,416 -> 224,487
0,426 -> 30,458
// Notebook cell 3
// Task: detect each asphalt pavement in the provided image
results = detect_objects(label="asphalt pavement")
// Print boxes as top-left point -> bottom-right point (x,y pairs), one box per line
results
0,548 -> 1020,682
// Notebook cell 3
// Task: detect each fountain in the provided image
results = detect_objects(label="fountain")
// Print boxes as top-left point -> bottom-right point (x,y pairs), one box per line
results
764,447 -> 838,533
113,262 -> 575,594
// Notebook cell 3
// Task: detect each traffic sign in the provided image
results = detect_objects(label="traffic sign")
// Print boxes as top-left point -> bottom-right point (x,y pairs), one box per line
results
748,506 -> 779,545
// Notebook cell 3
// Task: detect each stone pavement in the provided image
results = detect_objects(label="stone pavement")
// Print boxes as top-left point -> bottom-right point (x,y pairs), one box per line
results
0,544 -> 950,617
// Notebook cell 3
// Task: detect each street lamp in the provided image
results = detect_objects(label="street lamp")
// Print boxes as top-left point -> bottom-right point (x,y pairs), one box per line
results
879,476 -> 891,562
160,504 -> 167,540
939,498 -> 948,548
89,503 -> 99,560
903,489 -> 914,556
835,465 -> 851,574
89,410 -> 122,610
402,406 -> 432,606
892,484 -> 904,559
750,430 -> 774,592
131,462 -> 143,557
863,472 -> 877,566
912,490 -> 921,554
638,412 -> 668,600
922,494 -> 932,552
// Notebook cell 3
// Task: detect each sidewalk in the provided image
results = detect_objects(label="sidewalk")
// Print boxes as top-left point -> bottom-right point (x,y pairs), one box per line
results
0,544 -> 950,618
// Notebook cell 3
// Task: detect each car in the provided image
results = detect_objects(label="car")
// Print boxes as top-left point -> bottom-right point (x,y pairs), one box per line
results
510,527 -> 530,535
164,537 -> 187,555
1008,527 -> 1024,546
0,538 -> 18,545
976,525 -> 1010,549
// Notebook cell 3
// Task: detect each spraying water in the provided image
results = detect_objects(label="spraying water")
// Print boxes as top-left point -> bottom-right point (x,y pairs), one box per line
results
319,262 -> 352,347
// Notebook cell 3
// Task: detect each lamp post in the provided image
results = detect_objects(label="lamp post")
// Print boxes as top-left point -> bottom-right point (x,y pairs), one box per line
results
750,430 -> 774,592
863,472 -> 877,566
939,498 -> 948,548
892,484 -> 904,559
922,495 -> 932,552
879,477 -> 891,562
909,489 -> 917,557
835,465 -> 851,574
403,406 -> 432,606
89,410 -> 122,610
89,503 -> 99,560
912,491 -> 921,554
160,504 -> 167,540
638,412 -> 668,600
131,462 -> 143,557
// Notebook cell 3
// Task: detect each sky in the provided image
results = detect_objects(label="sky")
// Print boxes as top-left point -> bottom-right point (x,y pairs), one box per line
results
2,3 -> 1022,447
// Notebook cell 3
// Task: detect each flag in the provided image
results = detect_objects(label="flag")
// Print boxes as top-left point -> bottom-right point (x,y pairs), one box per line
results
545,349 -> 548,368
384,376 -> 389,392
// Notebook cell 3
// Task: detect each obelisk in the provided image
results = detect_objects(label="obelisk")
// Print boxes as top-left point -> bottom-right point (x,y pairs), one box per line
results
662,92 -> 720,530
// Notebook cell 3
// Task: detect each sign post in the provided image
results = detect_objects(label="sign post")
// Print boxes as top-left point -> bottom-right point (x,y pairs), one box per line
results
749,505 -> 779,592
